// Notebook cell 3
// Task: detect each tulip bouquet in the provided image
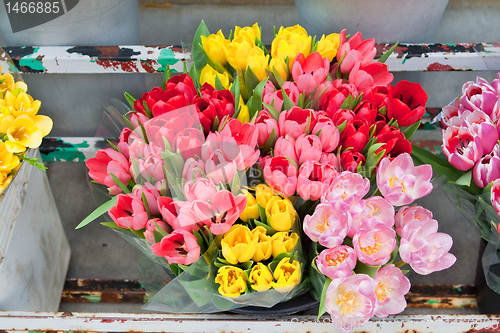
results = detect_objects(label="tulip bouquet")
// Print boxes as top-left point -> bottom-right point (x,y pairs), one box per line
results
0,64 -> 53,194
413,74 -> 500,296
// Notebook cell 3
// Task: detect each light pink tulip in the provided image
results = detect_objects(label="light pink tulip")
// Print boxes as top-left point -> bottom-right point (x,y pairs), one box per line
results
263,88 -> 284,112
282,81 -> 301,106
205,149 -> 237,184
491,179 -> 500,218
292,52 -> 330,96
311,116 -> 340,153
295,134 -> 323,165
473,150 -> 500,188
325,274 -> 377,332
442,126 -> 483,171
184,178 -> 217,202
109,193 -> 149,230
316,246 -> 357,280
143,218 -> 169,244
377,153 -> 433,206
297,160 -> 337,201
399,218 -> 456,275
353,226 -> 396,266
86,148 -> 131,195
133,183 -> 161,216
322,171 -> 370,207
182,157 -> 205,181
151,229 -> 201,265
349,196 -> 395,238
395,205 -> 433,237
303,203 -> 351,248
255,111 -> 280,147
460,78 -> 499,116
465,114 -> 499,155
440,98 -> 463,128
320,152 -> 340,171
138,154 -> 165,183
336,30 -> 376,74
348,62 -> 394,95
173,127 -> 205,161
278,106 -> 318,140
262,156 -> 298,197
373,264 -> 411,317
274,135 -> 299,166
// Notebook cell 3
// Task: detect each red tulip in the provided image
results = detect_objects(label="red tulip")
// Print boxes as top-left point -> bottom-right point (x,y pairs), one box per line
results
340,119 -> 370,153
348,62 -> 393,95
389,80 -> 427,127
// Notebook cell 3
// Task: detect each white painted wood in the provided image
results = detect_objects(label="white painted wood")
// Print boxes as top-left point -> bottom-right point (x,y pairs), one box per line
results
0,150 -> 70,311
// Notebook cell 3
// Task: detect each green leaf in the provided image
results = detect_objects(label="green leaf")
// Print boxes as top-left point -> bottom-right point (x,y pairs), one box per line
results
249,78 -> 269,118
339,94 -> 354,110
136,119 -> 149,144
240,260 -> 254,270
230,170 -> 241,194
122,115 -> 135,130
244,66 -> 260,95
281,86 -> 295,111
141,192 -> 152,219
153,229 -> 164,243
230,76 -> 241,117
271,67 -> 285,88
255,220 -> 276,236
100,221 -> 128,230
129,227 -> 146,239
153,220 -> 168,237
189,63 -> 201,90
191,20 -> 211,70
106,139 -> 119,152
354,262 -> 381,278
317,277 -> 331,320
262,102 -> 280,121
453,170 -> 472,186
110,173 -> 131,194
262,128 -> 278,154
410,145 -> 465,182
255,37 -> 269,57
257,203 -> 267,225
336,120 -> 348,135
76,196 -> 117,229
124,92 -> 136,109
378,42 -> 399,63
402,120 -> 421,141
304,109 -> 313,135
163,65 -> 172,89
142,100 -> 153,119
214,75 -> 224,91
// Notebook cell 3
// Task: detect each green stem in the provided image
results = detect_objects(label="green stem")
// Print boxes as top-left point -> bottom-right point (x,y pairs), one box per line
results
394,260 -> 407,268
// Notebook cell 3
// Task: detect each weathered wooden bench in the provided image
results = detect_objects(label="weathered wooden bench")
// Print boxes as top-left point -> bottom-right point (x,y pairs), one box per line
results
0,43 -> 499,332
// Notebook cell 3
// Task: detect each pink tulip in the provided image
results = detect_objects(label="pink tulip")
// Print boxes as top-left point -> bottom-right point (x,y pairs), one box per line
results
348,62 -> 394,94
282,81 -> 301,106
465,114 -> 499,155
442,126 -> 483,171
201,132 -> 239,162
205,149 -> 237,184
173,127 -> 205,161
440,98 -> 463,128
373,264 -> 411,317
303,203 -> 351,248
138,154 -> 165,183
129,112 -> 149,129
109,193 -> 149,230
377,153 -> 433,206
278,106 -> 318,140
316,246 -> 357,280
473,150 -> 500,188
274,135 -> 299,166
219,117 -> 258,148
263,87 -> 284,112
336,30 -> 376,74
321,84 -> 359,119
151,229 -> 201,265
143,218 -> 169,244
320,152 -> 340,171
310,80 -> 334,110
349,196 -> 395,238
311,116 -> 339,153
182,157 -> 205,181
460,78 -> 499,116
297,160 -> 337,201
395,205 -> 433,237
322,171 -> 370,208
133,183 -> 161,216
255,111 -> 280,147
353,226 -> 396,266
295,134 -> 323,165
325,274 -> 377,332
157,196 -> 179,228
262,156 -> 298,197
491,179 -> 500,218
86,148 -> 131,195
117,128 -> 133,159
184,178 -> 217,202
399,218 -> 456,275
292,52 -> 330,95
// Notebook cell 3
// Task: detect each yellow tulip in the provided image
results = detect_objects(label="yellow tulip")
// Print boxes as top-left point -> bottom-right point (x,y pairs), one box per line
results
248,262 -> 273,292
4,114 -> 52,153
239,191 -> 259,222
247,47 -> 270,82
201,30 -> 230,67
200,64 -> 230,89
271,257 -> 301,292
0,73 -> 14,94
221,224 -> 258,265
271,25 -> 312,70
0,171 -> 13,195
251,226 -> 272,262
234,23 -> 261,44
215,266 -> 247,297
316,33 -> 340,62
236,104 -> 250,124
0,141 -> 20,172
255,184 -> 274,208
271,231 -> 299,257
225,36 -> 255,72
4,90 -> 41,118
265,196 -> 296,231
269,57 -> 287,81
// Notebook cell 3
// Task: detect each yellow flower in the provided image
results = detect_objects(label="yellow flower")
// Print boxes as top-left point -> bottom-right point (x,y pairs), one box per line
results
236,104 -> 250,124
0,171 -> 13,195
265,196 -> 296,231
271,257 -> 301,292
200,64 -> 230,89
247,47 -> 269,82
271,25 -> 312,70
271,231 -> 299,257
234,23 -> 261,44
0,73 -> 14,94
0,141 -> 20,172
255,184 -> 274,208
225,36 -> 255,72
2,114 -> 52,153
3,90 -> 41,118
251,226 -> 272,262
201,30 -> 230,67
215,266 -> 247,297
248,262 -> 273,292
239,191 -> 259,222
316,33 -> 340,62
221,224 -> 258,265
269,57 -> 287,81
